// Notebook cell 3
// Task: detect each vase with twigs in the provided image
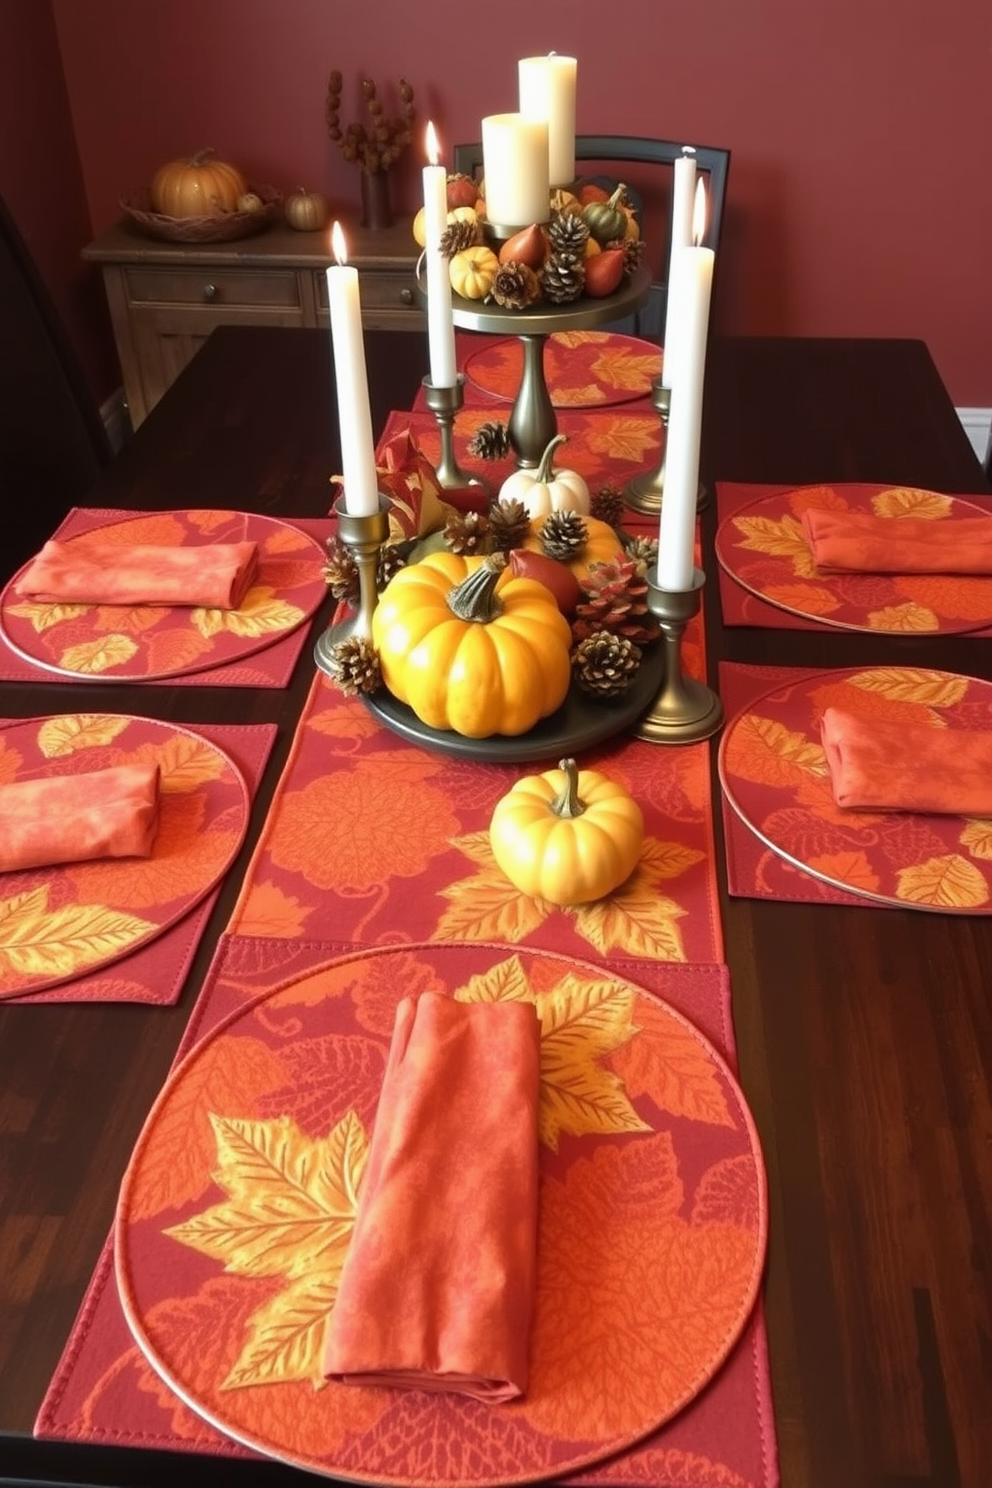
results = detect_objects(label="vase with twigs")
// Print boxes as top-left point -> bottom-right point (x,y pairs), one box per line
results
325,71 -> 416,229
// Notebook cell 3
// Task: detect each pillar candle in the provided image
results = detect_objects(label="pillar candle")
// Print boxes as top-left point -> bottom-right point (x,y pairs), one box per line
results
518,54 -> 577,187
661,148 -> 697,391
481,113 -> 550,228
658,185 -> 714,591
326,222 -> 379,516
422,121 -> 457,387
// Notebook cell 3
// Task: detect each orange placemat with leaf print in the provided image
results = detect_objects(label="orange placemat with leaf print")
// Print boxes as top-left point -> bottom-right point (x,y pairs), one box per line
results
0,508 -> 331,683
464,332 -> 661,409
0,717 -> 276,1002
226,670 -> 722,967
715,484 -> 992,635
36,936 -> 776,1488
718,663 -> 992,911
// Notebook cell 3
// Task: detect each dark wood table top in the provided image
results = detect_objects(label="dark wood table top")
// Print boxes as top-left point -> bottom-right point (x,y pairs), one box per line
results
1,327 -> 990,1488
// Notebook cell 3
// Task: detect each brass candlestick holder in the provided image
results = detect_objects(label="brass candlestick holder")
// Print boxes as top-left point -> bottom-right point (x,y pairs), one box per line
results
633,566 -> 723,743
313,493 -> 390,676
623,380 -> 709,516
422,374 -> 489,493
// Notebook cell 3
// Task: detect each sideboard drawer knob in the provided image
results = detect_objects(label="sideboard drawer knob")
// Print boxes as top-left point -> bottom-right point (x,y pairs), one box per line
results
400,287 -> 414,306
202,282 -> 218,302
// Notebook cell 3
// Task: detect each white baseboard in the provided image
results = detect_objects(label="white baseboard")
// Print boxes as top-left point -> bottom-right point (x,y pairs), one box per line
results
99,388 -> 131,454
957,407 -> 992,469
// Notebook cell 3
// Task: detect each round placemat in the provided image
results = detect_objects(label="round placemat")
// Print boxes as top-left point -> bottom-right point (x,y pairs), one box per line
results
0,714 -> 250,996
115,941 -> 767,1487
1,509 -> 327,681
718,665 -> 992,912
465,331 -> 661,409
714,485 -> 992,634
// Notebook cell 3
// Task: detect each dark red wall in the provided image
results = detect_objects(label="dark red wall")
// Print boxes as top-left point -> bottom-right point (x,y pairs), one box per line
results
5,0 -> 992,407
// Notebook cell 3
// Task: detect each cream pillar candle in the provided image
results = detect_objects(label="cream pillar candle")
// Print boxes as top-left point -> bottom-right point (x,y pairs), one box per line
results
661,148 -> 697,390
422,121 -> 457,387
518,53 -> 577,187
326,222 -> 379,516
658,183 -> 714,592
481,112 -> 550,228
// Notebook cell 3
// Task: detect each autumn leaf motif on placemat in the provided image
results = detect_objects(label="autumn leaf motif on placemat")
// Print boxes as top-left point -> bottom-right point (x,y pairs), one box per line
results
37,712 -> 131,757
134,731 -> 227,792
730,511 -> 816,577
0,883 -> 156,979
721,712 -> 829,790
58,633 -> 139,674
843,666 -> 969,711
165,1109 -> 368,1389
866,601 -> 940,631
871,486 -> 953,519
589,345 -> 660,393
437,831 -> 698,961
454,952 -> 650,1150
896,854 -> 989,909
960,820 -> 992,860
4,599 -> 87,632
582,414 -> 658,464
191,587 -> 305,641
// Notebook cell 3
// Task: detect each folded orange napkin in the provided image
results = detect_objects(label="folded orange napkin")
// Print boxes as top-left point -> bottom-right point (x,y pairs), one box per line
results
802,507 -> 992,574
820,707 -> 992,816
15,539 -> 259,609
0,763 -> 161,872
322,991 -> 541,1402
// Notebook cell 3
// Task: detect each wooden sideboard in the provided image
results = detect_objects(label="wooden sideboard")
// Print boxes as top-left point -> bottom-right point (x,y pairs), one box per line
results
83,216 -> 423,428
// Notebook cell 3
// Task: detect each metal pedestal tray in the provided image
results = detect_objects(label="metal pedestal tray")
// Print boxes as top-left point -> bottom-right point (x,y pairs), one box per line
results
422,265 -> 651,470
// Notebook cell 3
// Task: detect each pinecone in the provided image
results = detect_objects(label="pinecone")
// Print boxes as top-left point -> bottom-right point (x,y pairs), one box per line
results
572,630 -> 643,699
443,508 -> 491,555
539,510 -> 588,561
491,260 -> 542,310
439,218 -> 481,258
547,210 -> 589,258
322,535 -> 359,603
590,484 -> 626,526
322,635 -> 382,696
540,252 -> 586,305
467,420 -> 511,461
622,534 -> 659,577
488,497 -> 530,551
618,236 -> 645,277
377,544 -> 407,590
572,556 -> 660,644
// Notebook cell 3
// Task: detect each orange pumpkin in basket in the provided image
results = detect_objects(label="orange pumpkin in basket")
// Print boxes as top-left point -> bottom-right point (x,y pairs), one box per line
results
150,149 -> 248,217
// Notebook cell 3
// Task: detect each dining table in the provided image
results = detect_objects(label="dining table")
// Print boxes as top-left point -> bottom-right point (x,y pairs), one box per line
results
1,323 -> 990,1488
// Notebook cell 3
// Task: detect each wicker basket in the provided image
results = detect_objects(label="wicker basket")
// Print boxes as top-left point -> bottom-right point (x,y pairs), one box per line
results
119,183 -> 283,243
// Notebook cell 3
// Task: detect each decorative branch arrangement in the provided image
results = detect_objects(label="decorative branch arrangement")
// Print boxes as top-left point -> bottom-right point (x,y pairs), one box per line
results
325,71 -> 416,175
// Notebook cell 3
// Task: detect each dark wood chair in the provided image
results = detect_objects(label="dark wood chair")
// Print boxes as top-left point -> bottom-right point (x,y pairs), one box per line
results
0,192 -> 112,570
452,135 -> 731,338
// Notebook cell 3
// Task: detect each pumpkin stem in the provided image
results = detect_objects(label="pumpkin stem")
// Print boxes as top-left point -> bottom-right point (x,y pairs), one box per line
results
446,552 -> 508,623
550,758 -> 586,819
535,433 -> 568,485
609,184 -> 628,209
190,148 -> 217,167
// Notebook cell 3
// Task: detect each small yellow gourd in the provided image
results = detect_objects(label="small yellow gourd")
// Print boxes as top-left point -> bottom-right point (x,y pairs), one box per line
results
498,435 -> 590,519
489,757 -> 644,905
449,244 -> 499,300
522,512 -> 624,583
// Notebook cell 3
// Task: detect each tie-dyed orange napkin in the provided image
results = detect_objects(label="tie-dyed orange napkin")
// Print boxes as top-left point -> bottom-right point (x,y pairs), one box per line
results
821,707 -> 992,815
0,763 -> 160,872
16,539 -> 259,609
802,507 -> 992,574
322,991 -> 541,1402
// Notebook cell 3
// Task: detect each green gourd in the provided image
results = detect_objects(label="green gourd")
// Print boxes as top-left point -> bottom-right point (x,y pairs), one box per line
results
582,184 -> 629,246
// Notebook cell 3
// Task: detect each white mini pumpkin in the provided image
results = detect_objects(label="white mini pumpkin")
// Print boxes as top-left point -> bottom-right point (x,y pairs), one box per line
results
498,434 -> 590,519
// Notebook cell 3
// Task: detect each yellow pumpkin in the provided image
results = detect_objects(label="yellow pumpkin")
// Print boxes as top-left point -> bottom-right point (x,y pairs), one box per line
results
523,512 -> 625,582
490,756 -> 644,905
285,188 -> 329,231
149,148 -> 248,217
449,244 -> 499,300
498,434 -> 590,519
371,551 -> 572,738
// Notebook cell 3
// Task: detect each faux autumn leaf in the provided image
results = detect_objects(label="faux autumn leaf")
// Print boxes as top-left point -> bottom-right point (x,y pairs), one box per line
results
0,884 -> 156,979
896,853 -> 989,909
166,1109 -> 368,1388
866,601 -> 939,632
732,512 -> 816,576
37,712 -> 130,757
723,712 -> 829,789
846,667 -> 969,710
872,486 -> 952,519
608,995 -> 734,1128
455,954 -> 649,1151
5,600 -> 87,632
59,632 -> 139,674
192,587 -> 305,641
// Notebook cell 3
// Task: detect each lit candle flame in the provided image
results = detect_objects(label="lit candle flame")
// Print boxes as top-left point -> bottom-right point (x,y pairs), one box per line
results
691,178 -> 708,247
425,119 -> 440,166
331,220 -> 348,266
